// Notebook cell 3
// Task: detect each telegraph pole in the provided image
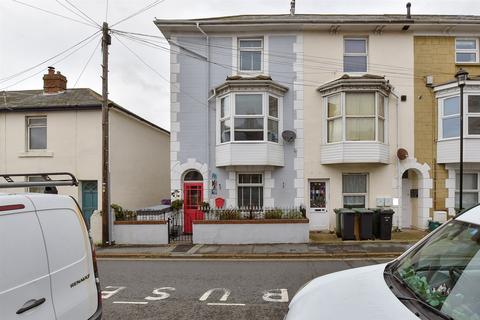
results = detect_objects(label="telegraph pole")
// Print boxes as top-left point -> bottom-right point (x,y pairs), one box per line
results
101,22 -> 111,245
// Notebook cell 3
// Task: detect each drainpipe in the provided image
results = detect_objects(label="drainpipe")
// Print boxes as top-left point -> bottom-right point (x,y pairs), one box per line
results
196,22 -> 211,202
390,90 -> 402,230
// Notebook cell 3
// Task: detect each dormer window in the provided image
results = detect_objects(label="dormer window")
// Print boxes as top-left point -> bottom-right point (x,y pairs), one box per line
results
239,39 -> 263,72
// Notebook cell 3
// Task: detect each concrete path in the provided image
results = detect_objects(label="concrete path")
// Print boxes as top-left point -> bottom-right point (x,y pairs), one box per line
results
96,242 -> 413,259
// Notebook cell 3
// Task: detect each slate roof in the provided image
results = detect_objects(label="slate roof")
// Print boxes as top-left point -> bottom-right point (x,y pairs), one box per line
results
1,88 -> 169,134
155,14 -> 480,25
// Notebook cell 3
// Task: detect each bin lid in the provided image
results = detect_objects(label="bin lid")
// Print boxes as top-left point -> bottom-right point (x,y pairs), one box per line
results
353,208 -> 373,214
380,208 -> 395,214
334,208 -> 355,214
368,207 -> 382,212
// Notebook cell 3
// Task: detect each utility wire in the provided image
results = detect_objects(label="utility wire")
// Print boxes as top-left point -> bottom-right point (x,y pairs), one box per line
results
54,0 -> 95,26
73,38 -> 101,88
0,32 -> 101,90
0,31 -> 101,84
105,0 -> 109,22
113,34 -> 210,108
111,0 -> 169,27
13,0 -> 98,28
64,0 -> 100,27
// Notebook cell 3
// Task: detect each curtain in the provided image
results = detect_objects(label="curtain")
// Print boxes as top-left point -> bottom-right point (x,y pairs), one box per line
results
346,118 -> 375,141
328,118 -> 342,142
343,174 -> 367,193
346,93 -> 375,115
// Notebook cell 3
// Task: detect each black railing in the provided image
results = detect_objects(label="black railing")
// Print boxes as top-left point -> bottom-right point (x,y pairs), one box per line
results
200,206 -> 306,221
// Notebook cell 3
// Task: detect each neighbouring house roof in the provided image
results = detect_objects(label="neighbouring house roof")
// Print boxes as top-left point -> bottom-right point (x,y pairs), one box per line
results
155,14 -> 480,37
0,88 -> 169,134
317,74 -> 393,95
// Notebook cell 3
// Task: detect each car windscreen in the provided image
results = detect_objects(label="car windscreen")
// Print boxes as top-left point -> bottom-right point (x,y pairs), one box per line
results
393,220 -> 480,320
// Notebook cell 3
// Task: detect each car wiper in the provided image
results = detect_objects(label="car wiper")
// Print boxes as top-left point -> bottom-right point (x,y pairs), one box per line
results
383,269 -> 407,287
395,296 -> 454,320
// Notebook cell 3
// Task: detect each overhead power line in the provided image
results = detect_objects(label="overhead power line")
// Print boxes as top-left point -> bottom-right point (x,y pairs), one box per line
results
13,0 -> 98,28
74,38 -> 101,88
54,0 -> 95,26
111,0 -> 169,27
64,0 -> 101,27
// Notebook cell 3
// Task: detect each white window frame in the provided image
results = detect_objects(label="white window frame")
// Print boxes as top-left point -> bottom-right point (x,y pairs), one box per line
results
237,173 -> 264,208
238,38 -> 264,73
343,37 -> 368,73
455,38 -> 479,64
324,91 -> 387,144
467,94 -> 480,136
219,96 -> 231,143
26,116 -> 47,151
216,92 -> 282,145
342,173 -> 368,209
438,95 -> 461,140
455,172 -> 479,209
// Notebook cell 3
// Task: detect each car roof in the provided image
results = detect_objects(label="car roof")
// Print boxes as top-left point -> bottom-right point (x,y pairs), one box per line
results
456,205 -> 480,225
0,192 -> 76,211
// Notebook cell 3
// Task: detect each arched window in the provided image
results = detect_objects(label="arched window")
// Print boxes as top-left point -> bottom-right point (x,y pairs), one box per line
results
184,170 -> 203,182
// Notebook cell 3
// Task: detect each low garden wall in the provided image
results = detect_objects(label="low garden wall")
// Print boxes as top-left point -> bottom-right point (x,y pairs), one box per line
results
113,220 -> 168,245
192,219 -> 309,244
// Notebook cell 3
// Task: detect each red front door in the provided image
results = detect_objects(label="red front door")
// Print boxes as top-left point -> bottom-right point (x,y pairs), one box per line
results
183,182 -> 204,233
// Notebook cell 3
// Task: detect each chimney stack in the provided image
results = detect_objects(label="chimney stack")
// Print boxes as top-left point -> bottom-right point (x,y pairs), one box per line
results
290,0 -> 295,16
43,66 -> 67,93
406,2 -> 412,19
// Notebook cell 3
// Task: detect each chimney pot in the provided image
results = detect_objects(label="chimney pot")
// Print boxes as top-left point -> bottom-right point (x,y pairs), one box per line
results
406,2 -> 412,19
290,0 -> 295,16
43,67 -> 67,94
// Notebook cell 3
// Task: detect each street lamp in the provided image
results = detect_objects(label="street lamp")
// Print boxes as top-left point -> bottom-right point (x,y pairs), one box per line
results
455,68 -> 469,213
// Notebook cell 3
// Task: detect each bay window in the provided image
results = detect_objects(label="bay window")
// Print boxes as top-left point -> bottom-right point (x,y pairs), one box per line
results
326,92 -> 387,143
468,95 -> 480,135
439,95 -> 480,139
218,93 -> 281,144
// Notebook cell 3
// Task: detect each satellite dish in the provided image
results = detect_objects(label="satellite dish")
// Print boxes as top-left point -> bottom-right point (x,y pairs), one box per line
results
282,130 -> 296,143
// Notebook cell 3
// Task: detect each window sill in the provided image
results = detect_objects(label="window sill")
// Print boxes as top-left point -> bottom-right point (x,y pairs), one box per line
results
18,151 -> 54,158
455,62 -> 480,66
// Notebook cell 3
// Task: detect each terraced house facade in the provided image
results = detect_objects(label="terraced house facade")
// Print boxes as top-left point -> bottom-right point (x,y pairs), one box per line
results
156,12 -> 480,231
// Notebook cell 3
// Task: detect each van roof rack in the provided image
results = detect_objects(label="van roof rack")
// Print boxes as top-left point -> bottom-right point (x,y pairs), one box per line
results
0,172 -> 79,189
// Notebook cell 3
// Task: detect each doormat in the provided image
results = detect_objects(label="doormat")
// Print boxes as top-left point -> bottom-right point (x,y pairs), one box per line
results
172,244 -> 195,253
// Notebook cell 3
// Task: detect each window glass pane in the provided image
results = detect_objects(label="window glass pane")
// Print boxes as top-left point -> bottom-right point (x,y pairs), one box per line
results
221,119 -> 231,143
456,39 -> 477,50
378,118 -> 385,143
235,94 -> 262,115
344,56 -> 367,72
456,53 -> 477,63
220,97 -> 229,118
239,174 -> 262,184
456,173 -> 478,190
444,96 -> 460,115
468,95 -> 480,113
345,39 -> 366,54
184,170 -> 203,181
327,94 -> 341,118
345,93 -> 375,115
455,192 -> 478,209
238,186 -> 251,207
269,96 -> 278,118
468,117 -> 480,135
343,174 -> 367,193
28,176 -> 45,193
343,196 -> 366,209
239,40 -> 262,48
346,118 -> 375,141
28,118 -> 47,126
234,130 -> 263,141
378,94 -> 385,117
29,127 -> 47,149
327,118 -> 342,143
240,51 -> 262,71
268,119 -> 278,142
443,117 -> 460,138
234,118 -> 263,130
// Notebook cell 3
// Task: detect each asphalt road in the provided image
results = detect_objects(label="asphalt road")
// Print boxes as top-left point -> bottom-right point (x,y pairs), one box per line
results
98,258 -> 389,320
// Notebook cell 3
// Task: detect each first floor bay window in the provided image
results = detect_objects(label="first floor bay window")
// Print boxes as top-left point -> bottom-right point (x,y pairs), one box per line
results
326,92 -> 386,143
237,173 -> 263,207
218,92 -> 281,143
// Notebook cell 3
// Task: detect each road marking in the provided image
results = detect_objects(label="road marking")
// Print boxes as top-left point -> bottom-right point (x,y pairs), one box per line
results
207,303 -> 246,306
113,301 -> 148,305
145,287 -> 176,301
199,288 -> 231,302
262,289 -> 289,302
102,286 -> 125,299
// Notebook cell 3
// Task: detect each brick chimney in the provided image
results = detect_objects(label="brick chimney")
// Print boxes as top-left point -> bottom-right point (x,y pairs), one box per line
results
43,66 -> 67,93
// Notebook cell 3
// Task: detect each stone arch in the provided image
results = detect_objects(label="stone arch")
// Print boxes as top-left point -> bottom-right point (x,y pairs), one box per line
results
398,158 -> 433,230
171,158 -> 209,201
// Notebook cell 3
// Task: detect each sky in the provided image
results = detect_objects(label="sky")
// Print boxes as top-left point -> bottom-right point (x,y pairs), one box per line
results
1,0 -> 479,130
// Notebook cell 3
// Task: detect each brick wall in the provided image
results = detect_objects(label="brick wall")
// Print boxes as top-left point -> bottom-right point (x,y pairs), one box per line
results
414,36 -> 480,211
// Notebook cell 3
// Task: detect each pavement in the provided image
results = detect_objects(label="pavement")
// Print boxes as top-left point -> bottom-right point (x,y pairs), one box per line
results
96,241 -> 415,259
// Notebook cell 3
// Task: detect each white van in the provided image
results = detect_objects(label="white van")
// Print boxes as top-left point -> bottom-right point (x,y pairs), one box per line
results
0,174 -> 102,320
286,205 -> 480,320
